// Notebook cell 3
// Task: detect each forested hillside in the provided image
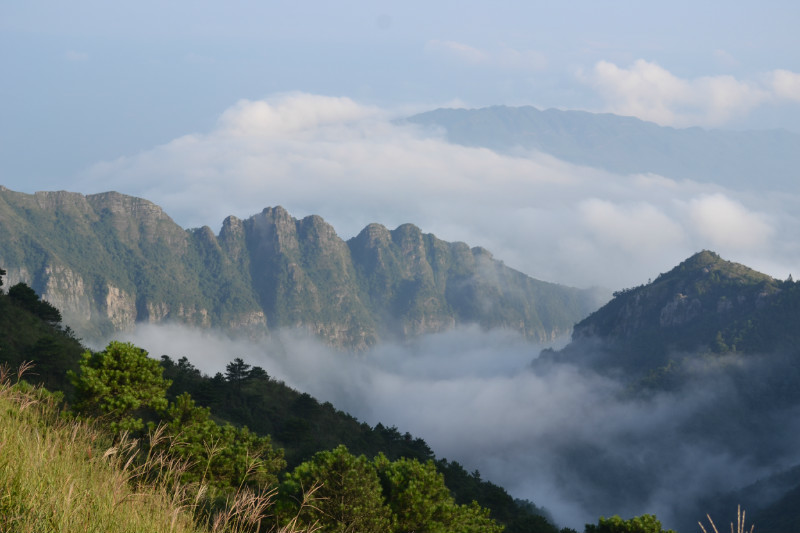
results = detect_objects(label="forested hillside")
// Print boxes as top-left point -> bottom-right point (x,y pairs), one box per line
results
0,274 -> 561,532
0,187 -> 601,349
537,251 -> 800,531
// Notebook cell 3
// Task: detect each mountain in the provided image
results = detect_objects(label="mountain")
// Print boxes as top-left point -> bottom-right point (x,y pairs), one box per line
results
545,250 -> 794,376
406,106 -> 800,189
0,187 -> 600,348
539,250 -> 800,532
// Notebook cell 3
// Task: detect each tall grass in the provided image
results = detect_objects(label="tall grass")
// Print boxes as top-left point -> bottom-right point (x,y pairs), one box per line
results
0,364 -> 316,533
699,505 -> 754,533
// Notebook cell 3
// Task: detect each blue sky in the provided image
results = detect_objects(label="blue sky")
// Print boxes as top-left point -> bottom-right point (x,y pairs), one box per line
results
3,1 -> 799,183
3,1 -> 800,288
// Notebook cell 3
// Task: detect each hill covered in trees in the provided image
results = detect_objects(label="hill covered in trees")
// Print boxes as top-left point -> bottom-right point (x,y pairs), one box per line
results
0,273 -> 562,532
537,251 -> 800,531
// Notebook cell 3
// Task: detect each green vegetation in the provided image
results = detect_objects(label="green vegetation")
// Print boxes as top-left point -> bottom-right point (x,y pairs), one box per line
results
0,188 -> 600,349
7,256 -> 785,533
585,514 -> 676,533
0,364 -> 319,533
0,371 -> 199,532
562,250 -> 798,378
0,279 -> 547,532
70,341 -> 172,432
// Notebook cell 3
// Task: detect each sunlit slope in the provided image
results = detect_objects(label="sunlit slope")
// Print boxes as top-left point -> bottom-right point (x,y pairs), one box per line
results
0,187 -> 601,348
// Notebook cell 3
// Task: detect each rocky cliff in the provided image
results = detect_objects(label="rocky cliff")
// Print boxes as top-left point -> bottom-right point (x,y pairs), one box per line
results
0,187 -> 601,348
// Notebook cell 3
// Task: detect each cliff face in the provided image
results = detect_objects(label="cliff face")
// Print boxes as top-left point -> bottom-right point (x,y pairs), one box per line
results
0,187 -> 599,348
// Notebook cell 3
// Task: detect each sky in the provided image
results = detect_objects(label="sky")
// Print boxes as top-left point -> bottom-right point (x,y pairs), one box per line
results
3,2 -> 800,290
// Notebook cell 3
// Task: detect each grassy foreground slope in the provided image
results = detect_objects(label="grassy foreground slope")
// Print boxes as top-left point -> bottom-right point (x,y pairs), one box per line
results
0,375 -> 204,533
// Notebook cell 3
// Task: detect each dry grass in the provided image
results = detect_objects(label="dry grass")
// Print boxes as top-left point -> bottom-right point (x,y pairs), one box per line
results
699,505 -> 754,533
0,363 -> 316,533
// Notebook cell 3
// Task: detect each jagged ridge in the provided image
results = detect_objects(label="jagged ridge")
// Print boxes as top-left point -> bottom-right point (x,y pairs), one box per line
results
0,187 -> 600,348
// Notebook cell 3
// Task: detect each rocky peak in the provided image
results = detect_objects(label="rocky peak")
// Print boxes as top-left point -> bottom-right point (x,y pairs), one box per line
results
33,190 -> 93,213
354,223 -> 391,246
570,250 -> 782,359
86,191 -> 168,221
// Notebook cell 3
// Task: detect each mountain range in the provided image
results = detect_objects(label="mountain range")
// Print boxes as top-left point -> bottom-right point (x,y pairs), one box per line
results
406,105 -> 800,190
0,186 -> 603,348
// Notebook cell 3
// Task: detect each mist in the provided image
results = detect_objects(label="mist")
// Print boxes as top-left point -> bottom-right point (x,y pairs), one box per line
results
116,323 -> 800,531
78,93 -> 800,291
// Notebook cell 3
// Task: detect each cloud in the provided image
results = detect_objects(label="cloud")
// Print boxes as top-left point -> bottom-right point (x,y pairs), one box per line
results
119,323 -> 800,531
688,194 -> 774,251
771,69 -> 800,102
81,93 -> 800,291
579,199 -> 685,254
579,59 -> 800,127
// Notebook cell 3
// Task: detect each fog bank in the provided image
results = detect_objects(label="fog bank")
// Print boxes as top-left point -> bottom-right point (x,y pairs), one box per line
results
115,323 -> 800,530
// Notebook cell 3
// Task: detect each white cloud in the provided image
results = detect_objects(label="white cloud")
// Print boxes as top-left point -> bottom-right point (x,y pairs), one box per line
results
688,193 -> 774,251
579,199 -> 685,254
81,93 -> 800,291
580,59 -> 799,127
771,69 -> 800,102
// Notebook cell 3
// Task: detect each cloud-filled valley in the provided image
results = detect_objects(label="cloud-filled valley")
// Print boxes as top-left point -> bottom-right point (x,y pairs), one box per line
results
117,323 -> 800,531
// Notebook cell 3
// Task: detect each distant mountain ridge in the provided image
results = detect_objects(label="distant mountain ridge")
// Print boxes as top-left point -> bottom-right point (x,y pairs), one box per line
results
407,106 -> 800,189
0,187 -> 601,348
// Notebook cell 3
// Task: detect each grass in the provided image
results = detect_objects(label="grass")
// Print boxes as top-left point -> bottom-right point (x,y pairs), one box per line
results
0,363 -> 318,533
699,505 -> 754,533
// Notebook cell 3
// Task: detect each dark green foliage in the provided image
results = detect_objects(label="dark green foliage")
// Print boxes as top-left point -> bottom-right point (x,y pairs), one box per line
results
160,354 -> 436,467
69,341 -> 172,432
0,284 -> 83,392
8,282 -> 62,324
159,392 -> 286,491
437,458 -> 558,533
225,357 -> 251,384
584,514 -> 675,533
160,355 -> 556,532
281,445 -> 392,533
374,454 -> 504,533
281,446 -> 503,533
